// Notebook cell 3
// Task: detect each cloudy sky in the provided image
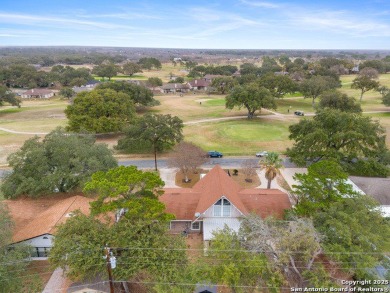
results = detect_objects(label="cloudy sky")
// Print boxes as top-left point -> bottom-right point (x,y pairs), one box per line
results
1,0 -> 390,49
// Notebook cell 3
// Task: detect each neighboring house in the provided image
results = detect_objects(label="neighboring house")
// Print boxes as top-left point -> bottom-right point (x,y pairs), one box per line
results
72,86 -> 92,94
349,176 -> 390,217
5,195 -> 92,258
187,79 -> 211,91
351,65 -> 359,74
161,83 -> 190,93
84,80 -> 101,88
160,165 -> 292,245
21,88 -> 54,99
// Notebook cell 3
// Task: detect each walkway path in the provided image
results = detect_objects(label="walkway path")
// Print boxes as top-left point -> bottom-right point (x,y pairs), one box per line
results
159,168 -> 179,188
42,267 -> 67,293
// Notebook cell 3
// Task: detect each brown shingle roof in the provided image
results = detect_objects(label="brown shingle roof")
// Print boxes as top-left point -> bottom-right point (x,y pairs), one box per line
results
160,165 -> 291,220
5,195 -> 93,243
188,79 -> 210,87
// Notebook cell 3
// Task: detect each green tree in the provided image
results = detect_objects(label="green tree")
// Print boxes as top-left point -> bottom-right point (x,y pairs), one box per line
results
117,114 -> 184,170
96,81 -> 158,107
92,62 -> 120,80
314,195 -> 390,280
300,76 -> 340,104
351,76 -> 380,101
293,160 -> 357,216
211,76 -> 238,94
383,91 -> 390,106
84,165 -> 170,221
122,61 -> 142,76
318,90 -> 362,113
260,152 -> 283,189
49,211 -> 186,284
1,128 -> 117,198
0,85 -> 20,107
59,87 -> 76,99
138,57 -> 162,70
146,77 -> 163,87
258,73 -> 297,98
207,226 -> 282,293
0,203 -> 42,292
226,83 -> 276,119
287,109 -> 388,169
65,89 -> 135,133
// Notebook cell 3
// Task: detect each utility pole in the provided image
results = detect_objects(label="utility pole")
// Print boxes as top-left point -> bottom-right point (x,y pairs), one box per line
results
105,247 -> 115,293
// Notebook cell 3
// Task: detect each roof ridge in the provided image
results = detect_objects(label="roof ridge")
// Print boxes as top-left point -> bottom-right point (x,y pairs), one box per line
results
48,196 -> 78,234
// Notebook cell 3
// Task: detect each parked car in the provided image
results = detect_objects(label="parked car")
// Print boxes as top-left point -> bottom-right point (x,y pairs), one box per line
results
294,110 -> 304,116
256,151 -> 268,157
208,151 -> 223,158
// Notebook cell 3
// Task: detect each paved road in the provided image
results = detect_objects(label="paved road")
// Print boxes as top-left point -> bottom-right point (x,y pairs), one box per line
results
0,157 -> 297,178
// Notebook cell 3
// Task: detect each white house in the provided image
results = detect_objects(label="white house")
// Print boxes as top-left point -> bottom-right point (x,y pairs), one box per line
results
21,88 -> 54,99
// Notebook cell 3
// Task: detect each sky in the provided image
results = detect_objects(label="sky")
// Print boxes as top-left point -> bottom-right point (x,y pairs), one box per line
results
0,0 -> 390,49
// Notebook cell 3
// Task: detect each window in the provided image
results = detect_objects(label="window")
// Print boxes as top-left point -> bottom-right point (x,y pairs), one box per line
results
191,221 -> 200,230
213,198 -> 231,217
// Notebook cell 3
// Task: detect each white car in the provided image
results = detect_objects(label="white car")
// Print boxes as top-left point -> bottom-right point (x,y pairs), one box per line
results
256,151 -> 268,157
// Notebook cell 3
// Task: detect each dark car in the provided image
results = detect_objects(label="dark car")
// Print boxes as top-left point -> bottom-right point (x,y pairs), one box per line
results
294,110 -> 304,116
208,151 -> 223,158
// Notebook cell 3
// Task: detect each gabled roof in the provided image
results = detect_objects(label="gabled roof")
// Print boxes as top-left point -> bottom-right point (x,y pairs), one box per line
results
160,165 -> 291,220
192,165 -> 247,215
162,83 -> 190,90
5,195 -> 93,243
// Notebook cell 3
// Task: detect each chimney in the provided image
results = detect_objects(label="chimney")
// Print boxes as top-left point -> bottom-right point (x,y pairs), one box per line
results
175,84 -> 177,88
195,80 -> 197,85
31,89 -> 34,93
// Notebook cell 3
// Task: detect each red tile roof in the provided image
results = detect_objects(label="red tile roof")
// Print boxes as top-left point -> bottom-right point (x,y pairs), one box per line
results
160,165 -> 291,220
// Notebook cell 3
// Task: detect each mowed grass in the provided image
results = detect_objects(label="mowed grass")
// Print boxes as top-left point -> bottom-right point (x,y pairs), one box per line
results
184,118 -> 292,155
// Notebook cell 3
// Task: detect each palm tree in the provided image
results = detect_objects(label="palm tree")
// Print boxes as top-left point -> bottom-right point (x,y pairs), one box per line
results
261,152 -> 283,189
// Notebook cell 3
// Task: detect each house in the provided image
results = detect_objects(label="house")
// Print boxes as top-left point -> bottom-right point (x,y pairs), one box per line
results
84,80 -> 101,88
161,83 -> 190,93
349,176 -> 390,217
187,79 -> 211,91
5,195 -> 93,258
21,88 -> 54,99
160,165 -> 292,244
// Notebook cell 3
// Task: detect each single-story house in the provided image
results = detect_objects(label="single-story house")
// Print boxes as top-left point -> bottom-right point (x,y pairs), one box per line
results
161,83 -> 190,93
21,88 -> 54,99
72,86 -> 93,94
84,80 -> 101,88
160,165 -> 292,244
187,79 -> 211,91
5,195 -> 92,258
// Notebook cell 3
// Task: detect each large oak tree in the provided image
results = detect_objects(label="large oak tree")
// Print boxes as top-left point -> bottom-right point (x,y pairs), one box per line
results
226,83 -> 276,118
65,89 -> 135,133
287,109 -> 388,169
1,128 -> 117,198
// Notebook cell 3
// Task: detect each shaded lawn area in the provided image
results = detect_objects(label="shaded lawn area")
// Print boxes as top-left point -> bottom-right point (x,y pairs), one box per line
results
184,118 -> 293,155
275,98 -> 315,114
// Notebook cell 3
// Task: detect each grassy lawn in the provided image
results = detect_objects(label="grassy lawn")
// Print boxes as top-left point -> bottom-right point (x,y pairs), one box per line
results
275,98 -> 315,114
204,98 -> 225,107
184,118 -> 293,155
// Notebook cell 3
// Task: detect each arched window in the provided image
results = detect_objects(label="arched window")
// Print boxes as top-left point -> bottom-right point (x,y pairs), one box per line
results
213,198 -> 231,217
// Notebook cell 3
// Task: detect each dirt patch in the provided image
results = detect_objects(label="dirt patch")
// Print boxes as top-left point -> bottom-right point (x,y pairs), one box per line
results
175,169 -> 204,188
27,260 -> 54,289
